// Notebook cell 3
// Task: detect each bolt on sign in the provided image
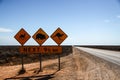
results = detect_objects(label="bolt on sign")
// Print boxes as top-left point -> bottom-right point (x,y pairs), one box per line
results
32,28 -> 49,45
19,46 -> 62,54
14,28 -> 31,45
51,27 -> 68,45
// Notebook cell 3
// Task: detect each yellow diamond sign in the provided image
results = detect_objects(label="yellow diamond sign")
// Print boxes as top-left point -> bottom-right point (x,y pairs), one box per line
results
51,28 -> 68,45
14,28 -> 31,45
32,28 -> 49,45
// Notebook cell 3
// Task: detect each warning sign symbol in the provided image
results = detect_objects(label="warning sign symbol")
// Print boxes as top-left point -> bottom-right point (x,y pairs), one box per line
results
14,28 -> 31,45
36,33 -> 46,40
53,33 -> 64,40
51,28 -> 68,45
19,34 -> 26,40
32,28 -> 49,45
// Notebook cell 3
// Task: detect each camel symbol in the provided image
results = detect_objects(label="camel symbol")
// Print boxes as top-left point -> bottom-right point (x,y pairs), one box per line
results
36,33 -> 46,40
54,33 -> 64,40
19,34 -> 25,39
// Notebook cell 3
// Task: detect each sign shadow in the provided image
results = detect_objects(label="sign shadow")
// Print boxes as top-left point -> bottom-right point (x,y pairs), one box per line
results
5,70 -> 58,80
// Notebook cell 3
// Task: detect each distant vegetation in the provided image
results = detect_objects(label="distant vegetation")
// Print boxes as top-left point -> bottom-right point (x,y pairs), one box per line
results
0,46 -> 72,66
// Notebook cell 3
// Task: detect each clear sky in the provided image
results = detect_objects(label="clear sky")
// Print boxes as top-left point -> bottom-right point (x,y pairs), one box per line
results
0,0 -> 120,45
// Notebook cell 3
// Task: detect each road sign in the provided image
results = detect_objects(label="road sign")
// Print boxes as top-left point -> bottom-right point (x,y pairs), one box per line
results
19,46 -> 62,54
14,28 -> 31,45
32,28 -> 49,45
40,46 -> 62,53
51,27 -> 68,45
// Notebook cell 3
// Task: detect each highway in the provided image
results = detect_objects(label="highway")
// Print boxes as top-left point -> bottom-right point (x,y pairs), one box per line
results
76,47 -> 120,66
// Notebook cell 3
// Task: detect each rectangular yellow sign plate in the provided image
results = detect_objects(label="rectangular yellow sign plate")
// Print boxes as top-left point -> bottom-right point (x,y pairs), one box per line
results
19,46 -> 62,54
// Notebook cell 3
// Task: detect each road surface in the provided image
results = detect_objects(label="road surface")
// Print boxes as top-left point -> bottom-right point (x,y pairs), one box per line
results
76,47 -> 120,66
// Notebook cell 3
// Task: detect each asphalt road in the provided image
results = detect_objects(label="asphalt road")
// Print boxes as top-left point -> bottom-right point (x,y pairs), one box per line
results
76,47 -> 120,66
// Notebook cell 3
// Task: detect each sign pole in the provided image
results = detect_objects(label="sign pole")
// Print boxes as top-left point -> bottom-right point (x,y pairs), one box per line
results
14,28 -> 31,74
32,28 -> 49,73
39,53 -> 42,72
58,54 -> 61,71
50,28 -> 68,71
19,45 -> 26,74
21,45 -> 24,70
39,45 -> 42,72
58,45 -> 61,71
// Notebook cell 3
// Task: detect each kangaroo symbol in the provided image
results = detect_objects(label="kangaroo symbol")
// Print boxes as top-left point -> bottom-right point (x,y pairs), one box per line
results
19,34 -> 25,39
54,33 -> 64,40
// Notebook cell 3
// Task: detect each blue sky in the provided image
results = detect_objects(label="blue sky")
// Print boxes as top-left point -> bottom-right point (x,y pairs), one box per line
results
0,0 -> 120,45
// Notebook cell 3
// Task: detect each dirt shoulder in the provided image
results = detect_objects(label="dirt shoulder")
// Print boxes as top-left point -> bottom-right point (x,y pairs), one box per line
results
0,51 -> 75,80
73,47 -> 120,80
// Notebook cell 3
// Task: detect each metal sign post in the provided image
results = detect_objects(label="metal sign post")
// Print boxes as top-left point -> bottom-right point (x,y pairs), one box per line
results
21,45 -> 24,70
58,49 -> 61,70
51,27 -> 68,70
39,53 -> 42,72
39,44 -> 42,72
14,28 -> 31,74
32,28 -> 49,72
20,45 -> 26,74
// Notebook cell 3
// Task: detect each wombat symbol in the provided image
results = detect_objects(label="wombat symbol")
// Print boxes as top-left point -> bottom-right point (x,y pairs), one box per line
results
36,33 -> 46,40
